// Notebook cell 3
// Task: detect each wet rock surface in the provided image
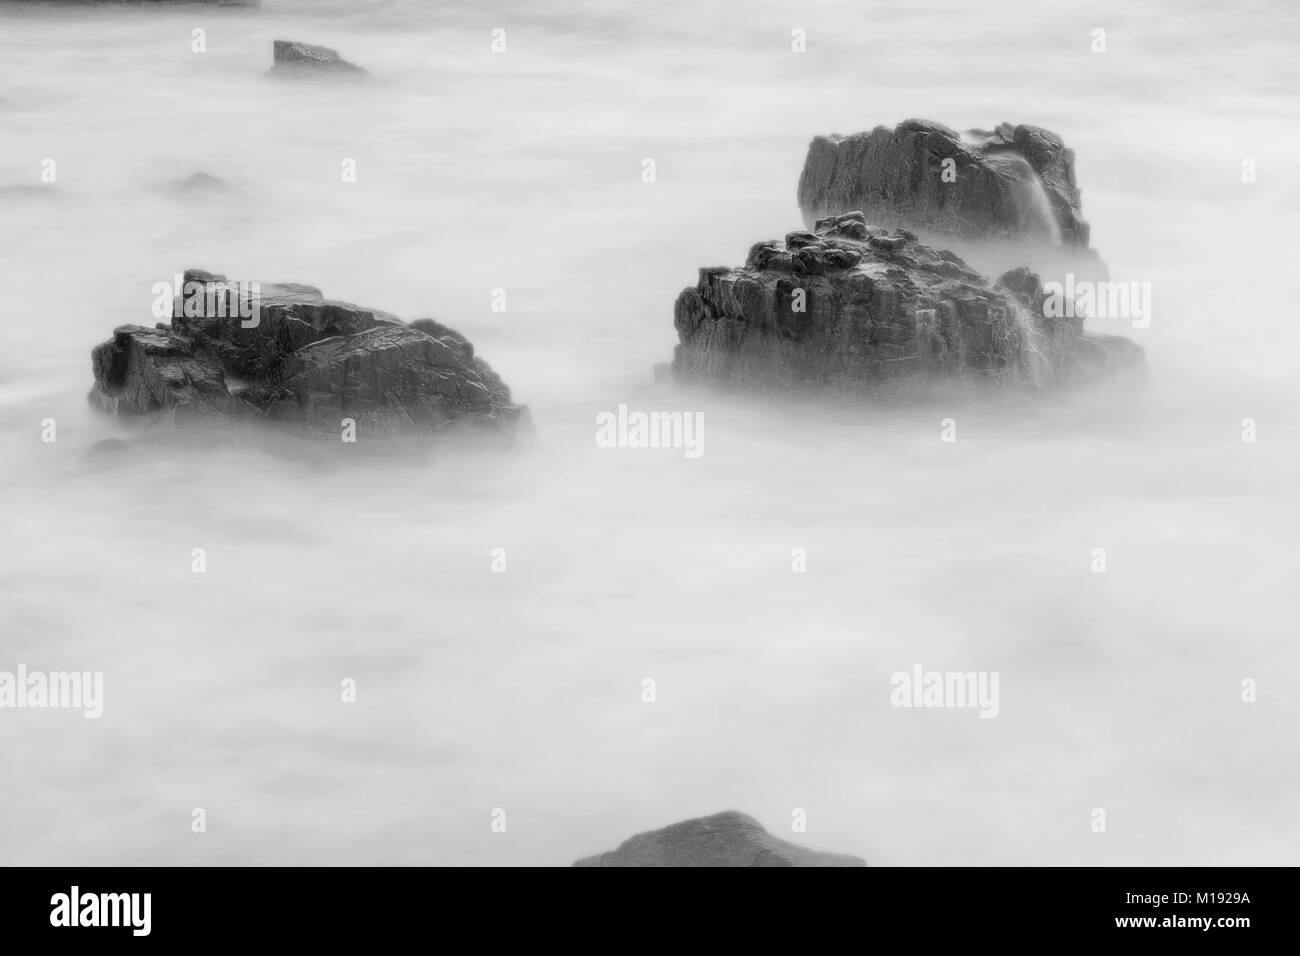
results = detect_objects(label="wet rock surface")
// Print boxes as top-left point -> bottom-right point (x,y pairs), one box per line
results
672,212 -> 1142,399
88,269 -> 522,440
573,811 -> 866,867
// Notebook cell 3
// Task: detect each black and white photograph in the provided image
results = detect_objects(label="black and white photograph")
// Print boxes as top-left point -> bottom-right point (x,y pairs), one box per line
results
0,0 -> 1293,930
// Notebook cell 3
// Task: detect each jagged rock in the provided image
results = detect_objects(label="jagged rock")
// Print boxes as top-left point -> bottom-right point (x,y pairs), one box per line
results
573,811 -> 866,867
88,269 -> 523,439
797,119 -> 1106,278
671,213 -> 1142,398
267,40 -> 367,78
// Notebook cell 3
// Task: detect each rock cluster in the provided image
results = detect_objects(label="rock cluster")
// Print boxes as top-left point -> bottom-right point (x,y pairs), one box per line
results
88,269 -> 522,439
573,811 -> 866,867
672,212 -> 1142,398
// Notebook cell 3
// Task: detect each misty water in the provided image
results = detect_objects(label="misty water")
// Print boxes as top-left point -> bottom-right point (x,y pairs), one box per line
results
1,0 -> 1297,865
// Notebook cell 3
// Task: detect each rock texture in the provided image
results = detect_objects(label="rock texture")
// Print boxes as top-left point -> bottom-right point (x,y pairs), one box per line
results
89,269 -> 522,439
672,212 -> 1142,398
798,119 -> 1105,278
573,812 -> 866,867
267,40 -> 367,78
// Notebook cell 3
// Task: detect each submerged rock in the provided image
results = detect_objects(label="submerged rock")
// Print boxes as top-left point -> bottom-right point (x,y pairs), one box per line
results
170,171 -> 228,195
80,438 -> 135,471
797,119 -> 1106,279
267,40 -> 367,78
672,212 -> 1142,399
573,811 -> 866,867
88,269 -> 523,440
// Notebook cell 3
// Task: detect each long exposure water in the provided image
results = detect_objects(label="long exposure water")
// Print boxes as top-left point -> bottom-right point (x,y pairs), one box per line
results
1,0 -> 1297,864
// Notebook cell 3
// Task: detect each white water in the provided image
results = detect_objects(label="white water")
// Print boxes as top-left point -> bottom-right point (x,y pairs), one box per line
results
984,150 -> 1063,244
2,0 -> 1298,866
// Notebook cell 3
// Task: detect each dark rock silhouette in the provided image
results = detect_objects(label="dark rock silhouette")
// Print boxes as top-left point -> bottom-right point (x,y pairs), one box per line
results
573,811 -> 866,867
798,119 -> 1106,279
89,269 -> 522,439
672,211 -> 1142,398
267,40 -> 367,78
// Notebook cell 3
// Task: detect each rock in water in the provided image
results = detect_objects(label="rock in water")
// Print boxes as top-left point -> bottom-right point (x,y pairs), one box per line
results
573,812 -> 865,867
170,172 -> 228,195
267,40 -> 367,78
797,119 -> 1106,279
88,270 -> 523,440
671,212 -> 1142,399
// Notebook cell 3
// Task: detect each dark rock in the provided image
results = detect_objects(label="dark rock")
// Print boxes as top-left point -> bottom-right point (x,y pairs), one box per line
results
409,318 -> 475,362
868,233 -> 908,253
573,811 -> 866,867
797,119 -> 1107,279
267,40 -> 367,78
671,218 -> 1143,399
88,269 -> 523,440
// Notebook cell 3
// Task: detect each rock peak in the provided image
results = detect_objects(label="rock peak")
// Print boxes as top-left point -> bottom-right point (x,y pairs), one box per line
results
573,811 -> 866,867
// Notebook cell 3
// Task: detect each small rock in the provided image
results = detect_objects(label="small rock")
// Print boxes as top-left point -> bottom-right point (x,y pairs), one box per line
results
171,172 -> 228,195
868,234 -> 907,253
267,40 -> 368,78
573,811 -> 866,867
